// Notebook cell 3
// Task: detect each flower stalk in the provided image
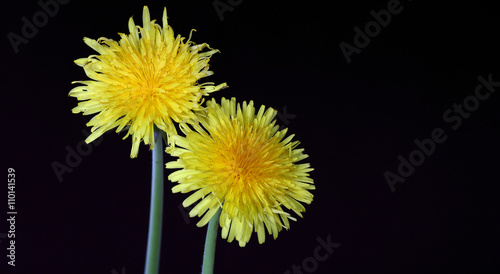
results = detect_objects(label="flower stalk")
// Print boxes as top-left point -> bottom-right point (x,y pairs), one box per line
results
145,128 -> 164,273
202,207 -> 222,274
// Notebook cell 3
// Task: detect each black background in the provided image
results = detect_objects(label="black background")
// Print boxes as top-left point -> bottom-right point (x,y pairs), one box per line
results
2,0 -> 500,273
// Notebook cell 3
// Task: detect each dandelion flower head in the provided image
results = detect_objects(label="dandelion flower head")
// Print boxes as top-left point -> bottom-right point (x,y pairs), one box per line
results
69,6 -> 227,158
166,98 -> 315,247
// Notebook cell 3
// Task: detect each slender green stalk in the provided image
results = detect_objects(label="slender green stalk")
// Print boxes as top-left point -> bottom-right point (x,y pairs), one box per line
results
202,207 -> 222,274
145,128 -> 164,274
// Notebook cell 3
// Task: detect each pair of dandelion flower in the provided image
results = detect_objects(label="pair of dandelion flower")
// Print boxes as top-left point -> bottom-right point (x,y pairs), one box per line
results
70,6 -> 314,252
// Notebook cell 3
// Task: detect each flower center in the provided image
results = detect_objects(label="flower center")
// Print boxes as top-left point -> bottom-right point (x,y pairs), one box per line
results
228,145 -> 257,182
139,62 -> 160,97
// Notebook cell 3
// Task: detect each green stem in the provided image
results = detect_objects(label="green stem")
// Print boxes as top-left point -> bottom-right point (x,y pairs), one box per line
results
145,128 -> 164,274
202,207 -> 222,274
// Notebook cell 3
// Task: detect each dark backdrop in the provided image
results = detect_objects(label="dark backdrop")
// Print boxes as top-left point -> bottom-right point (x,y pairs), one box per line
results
2,0 -> 500,273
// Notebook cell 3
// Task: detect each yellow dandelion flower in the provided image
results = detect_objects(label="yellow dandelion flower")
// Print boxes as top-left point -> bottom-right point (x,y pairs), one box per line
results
166,98 -> 315,247
69,6 -> 227,158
